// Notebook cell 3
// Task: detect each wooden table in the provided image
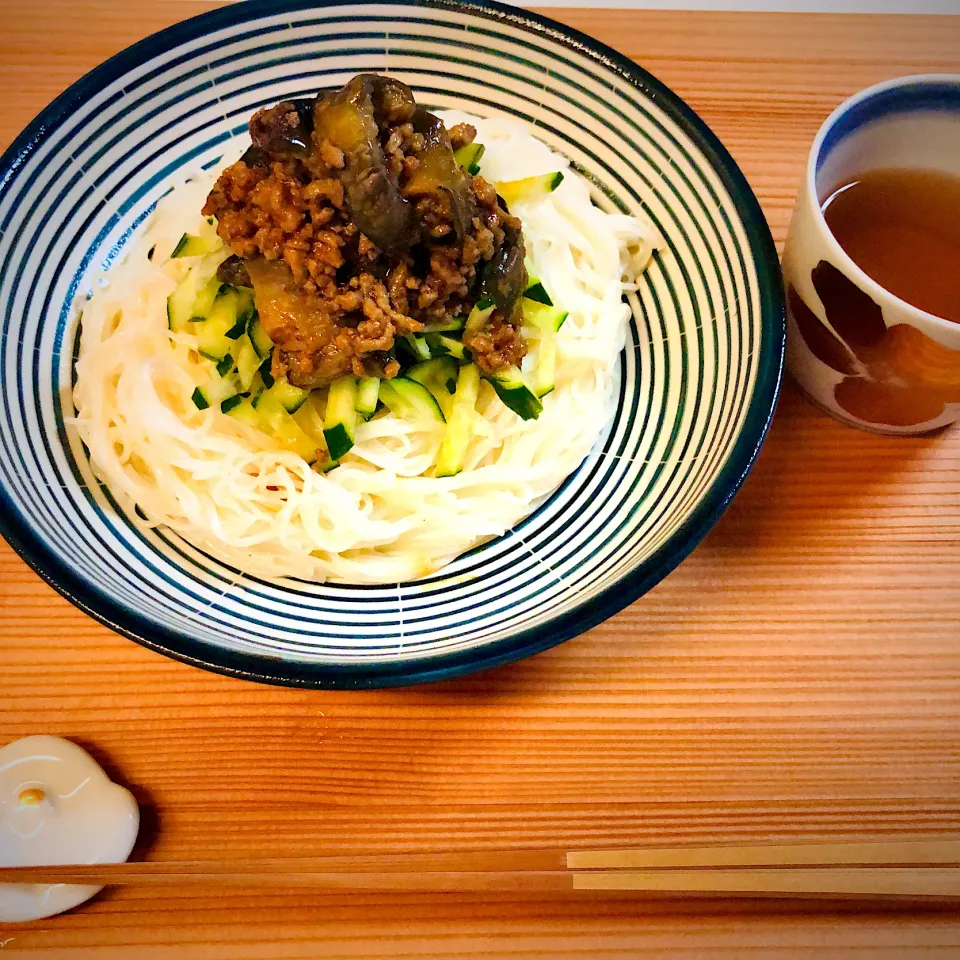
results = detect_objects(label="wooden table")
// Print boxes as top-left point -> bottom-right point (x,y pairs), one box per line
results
3,2 -> 960,955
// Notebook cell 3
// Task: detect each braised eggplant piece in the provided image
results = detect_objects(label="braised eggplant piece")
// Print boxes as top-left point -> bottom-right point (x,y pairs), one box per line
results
403,108 -> 476,242
216,254 -> 252,287
238,145 -> 270,169
478,221 -> 527,315
312,75 -> 416,253
249,99 -> 316,159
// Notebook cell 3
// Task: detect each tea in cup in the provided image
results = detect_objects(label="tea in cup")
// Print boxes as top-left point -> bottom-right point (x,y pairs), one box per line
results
783,75 -> 960,434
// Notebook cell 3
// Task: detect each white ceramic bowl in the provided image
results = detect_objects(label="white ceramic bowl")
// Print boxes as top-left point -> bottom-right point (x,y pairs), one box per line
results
0,0 -> 784,687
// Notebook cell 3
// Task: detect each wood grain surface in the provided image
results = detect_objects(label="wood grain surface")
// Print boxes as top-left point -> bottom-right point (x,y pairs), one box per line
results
2,2 -> 960,956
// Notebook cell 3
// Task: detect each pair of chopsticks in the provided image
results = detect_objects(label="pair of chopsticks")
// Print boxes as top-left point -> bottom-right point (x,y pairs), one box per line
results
3,840 -> 960,899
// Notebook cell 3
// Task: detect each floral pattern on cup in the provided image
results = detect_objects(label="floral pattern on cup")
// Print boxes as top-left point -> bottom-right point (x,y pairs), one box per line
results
787,260 -> 960,428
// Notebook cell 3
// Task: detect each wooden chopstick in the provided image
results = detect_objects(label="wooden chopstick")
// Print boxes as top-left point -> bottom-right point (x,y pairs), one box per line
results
575,868 -> 960,899
3,841 -> 960,899
566,839 -> 960,870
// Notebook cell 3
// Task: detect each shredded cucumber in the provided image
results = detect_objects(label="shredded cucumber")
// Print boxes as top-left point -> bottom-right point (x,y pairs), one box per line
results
167,267 -> 220,333
463,299 -> 496,338
402,334 -> 431,361
172,232 -> 221,258
496,171 -> 564,207
192,367 -> 239,410
486,365 -> 543,420
356,377 -> 381,420
436,364 -> 480,477
378,377 -> 445,423
195,287 -> 247,361
261,378 -> 310,414
257,394 -> 320,461
453,142 -> 485,175
234,337 -> 261,392
422,316 -> 466,334
521,298 -> 568,332
247,314 -> 274,358
522,258 -> 553,306
323,375 -> 358,460
224,397 -> 260,427
425,333 -> 467,360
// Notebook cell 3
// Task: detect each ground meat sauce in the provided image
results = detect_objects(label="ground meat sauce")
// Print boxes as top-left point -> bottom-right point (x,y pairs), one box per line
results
202,75 -> 528,386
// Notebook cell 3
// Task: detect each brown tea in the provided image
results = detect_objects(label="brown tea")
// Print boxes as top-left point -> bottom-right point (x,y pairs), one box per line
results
820,167 -> 960,325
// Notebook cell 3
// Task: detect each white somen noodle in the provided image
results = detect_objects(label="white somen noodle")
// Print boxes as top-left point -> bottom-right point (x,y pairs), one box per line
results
72,111 -> 661,583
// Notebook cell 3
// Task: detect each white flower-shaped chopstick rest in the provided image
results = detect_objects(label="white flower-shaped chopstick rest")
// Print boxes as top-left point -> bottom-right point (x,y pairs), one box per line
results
0,736 -> 139,923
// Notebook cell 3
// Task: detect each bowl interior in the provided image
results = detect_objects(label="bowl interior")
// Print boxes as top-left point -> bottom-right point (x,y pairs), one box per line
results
0,0 -> 783,687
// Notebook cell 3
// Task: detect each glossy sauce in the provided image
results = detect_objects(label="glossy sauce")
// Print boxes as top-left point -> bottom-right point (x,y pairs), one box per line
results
821,167 -> 960,325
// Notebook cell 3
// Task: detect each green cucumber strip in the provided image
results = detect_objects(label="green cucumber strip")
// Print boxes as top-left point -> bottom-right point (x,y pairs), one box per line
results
195,287 -> 245,360
257,395 -> 320,461
225,316 -> 246,339
258,358 -> 275,389
220,395 -> 243,414
192,367 -> 239,411
292,392 -> 326,440
322,424 -> 351,462
356,377 -> 381,420
402,334 -> 431,361
533,330 -> 557,398
167,266 -> 219,333
486,366 -> 543,421
496,171 -> 564,207
436,363 -> 481,478
208,285 -> 248,338
521,298 -> 568,332
172,232 -> 221,258
323,375 -> 358,460
236,286 -> 256,322
405,357 -> 457,388
522,259 -> 553,306
234,336 -> 261,392
463,299 -> 496,338
263,378 -> 310,414
378,378 -> 445,423
424,333 -> 467,360
215,354 -> 235,378
406,358 -> 457,420
247,315 -> 274,358
247,373 -> 266,404
522,282 -> 553,306
224,398 -> 261,429
422,316 -> 467,334
190,277 -> 224,322
453,142 -> 484,175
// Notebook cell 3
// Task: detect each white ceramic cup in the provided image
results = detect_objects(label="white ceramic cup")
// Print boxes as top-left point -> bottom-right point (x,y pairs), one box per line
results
782,74 -> 960,435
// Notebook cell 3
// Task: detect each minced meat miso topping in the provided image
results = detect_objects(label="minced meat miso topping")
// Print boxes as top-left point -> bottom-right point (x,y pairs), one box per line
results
202,74 -> 530,387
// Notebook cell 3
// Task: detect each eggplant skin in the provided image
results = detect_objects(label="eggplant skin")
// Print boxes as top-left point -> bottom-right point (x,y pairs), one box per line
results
312,75 -> 416,254
478,222 -> 527,315
249,98 -> 316,159
403,108 -> 477,242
